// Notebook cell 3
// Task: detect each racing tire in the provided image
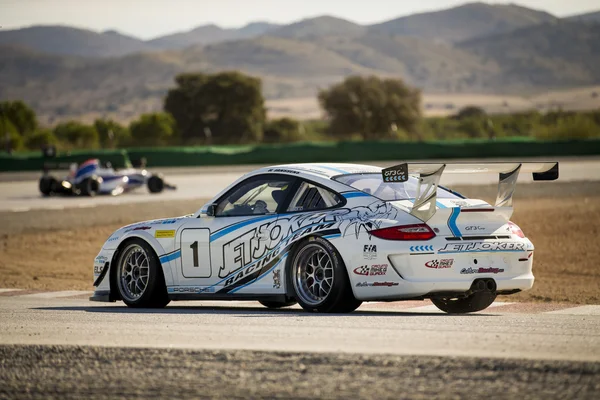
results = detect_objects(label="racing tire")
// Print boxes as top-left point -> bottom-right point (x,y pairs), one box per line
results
431,291 -> 497,314
258,300 -> 297,309
39,176 -> 58,196
115,238 -> 170,308
287,236 -> 362,313
147,175 -> 164,193
78,177 -> 100,197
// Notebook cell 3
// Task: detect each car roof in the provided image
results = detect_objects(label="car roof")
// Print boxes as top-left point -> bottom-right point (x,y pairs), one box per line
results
256,163 -> 383,180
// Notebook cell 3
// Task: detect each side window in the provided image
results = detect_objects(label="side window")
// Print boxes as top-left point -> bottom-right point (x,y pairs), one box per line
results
216,176 -> 294,217
286,181 -> 343,212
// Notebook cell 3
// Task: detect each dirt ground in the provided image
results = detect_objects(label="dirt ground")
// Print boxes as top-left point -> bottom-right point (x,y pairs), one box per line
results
1,181 -> 599,304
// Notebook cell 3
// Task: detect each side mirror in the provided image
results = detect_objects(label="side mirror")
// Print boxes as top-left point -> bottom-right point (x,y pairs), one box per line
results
206,203 -> 218,217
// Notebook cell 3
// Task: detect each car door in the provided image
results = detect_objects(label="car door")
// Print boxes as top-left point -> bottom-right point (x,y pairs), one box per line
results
179,174 -> 297,293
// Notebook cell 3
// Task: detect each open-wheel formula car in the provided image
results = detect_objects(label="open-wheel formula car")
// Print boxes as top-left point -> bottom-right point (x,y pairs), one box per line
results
39,158 -> 176,197
90,161 -> 558,313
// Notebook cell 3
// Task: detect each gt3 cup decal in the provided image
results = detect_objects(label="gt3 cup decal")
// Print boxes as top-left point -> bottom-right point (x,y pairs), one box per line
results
438,242 -> 525,254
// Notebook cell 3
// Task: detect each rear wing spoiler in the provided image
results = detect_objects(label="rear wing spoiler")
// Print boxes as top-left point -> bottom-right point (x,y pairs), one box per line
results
382,162 -> 558,221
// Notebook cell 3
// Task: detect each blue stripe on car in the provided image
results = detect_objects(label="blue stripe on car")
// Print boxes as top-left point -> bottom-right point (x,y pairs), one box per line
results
343,191 -> 371,199
210,215 -> 278,242
448,207 -> 462,237
159,249 -> 181,263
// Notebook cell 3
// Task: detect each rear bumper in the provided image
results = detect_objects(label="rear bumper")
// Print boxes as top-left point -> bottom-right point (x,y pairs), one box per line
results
339,235 -> 535,301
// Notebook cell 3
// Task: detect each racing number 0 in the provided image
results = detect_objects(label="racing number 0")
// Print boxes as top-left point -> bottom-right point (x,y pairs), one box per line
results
190,241 -> 199,267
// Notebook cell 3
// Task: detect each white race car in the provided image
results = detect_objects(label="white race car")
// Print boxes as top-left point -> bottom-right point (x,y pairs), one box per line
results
90,162 -> 558,313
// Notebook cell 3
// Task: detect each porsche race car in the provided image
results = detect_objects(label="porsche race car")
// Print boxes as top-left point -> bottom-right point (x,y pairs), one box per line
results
39,158 -> 175,196
90,161 -> 558,313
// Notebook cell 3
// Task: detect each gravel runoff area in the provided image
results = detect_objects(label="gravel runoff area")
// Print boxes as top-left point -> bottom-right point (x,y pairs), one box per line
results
0,345 -> 598,400
0,181 -> 599,303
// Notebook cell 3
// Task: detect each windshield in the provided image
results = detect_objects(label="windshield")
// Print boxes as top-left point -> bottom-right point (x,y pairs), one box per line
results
334,173 -> 463,201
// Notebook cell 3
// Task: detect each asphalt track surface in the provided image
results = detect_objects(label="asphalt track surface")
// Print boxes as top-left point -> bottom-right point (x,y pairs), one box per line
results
1,295 -> 600,399
0,157 -> 599,212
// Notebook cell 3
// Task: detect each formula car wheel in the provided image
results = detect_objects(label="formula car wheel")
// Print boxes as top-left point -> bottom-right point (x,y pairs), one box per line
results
115,239 -> 170,308
431,291 -> 497,314
39,176 -> 57,196
288,237 -> 362,313
78,177 -> 100,197
147,175 -> 164,193
258,300 -> 297,309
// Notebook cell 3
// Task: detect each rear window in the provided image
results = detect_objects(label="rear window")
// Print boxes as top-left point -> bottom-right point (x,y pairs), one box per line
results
334,173 -> 463,201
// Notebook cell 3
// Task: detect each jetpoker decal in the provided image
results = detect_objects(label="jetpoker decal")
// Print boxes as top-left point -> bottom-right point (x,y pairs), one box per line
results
425,259 -> 454,269
353,264 -> 388,276
215,201 -> 400,293
438,242 -> 525,254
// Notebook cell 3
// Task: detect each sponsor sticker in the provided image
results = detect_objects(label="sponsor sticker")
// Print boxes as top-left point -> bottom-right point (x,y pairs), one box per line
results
438,242 -> 525,253
273,269 -> 281,289
353,264 -> 388,276
155,230 -> 175,238
425,259 -> 454,269
356,281 -> 399,288
460,267 -> 505,274
363,245 -> 377,260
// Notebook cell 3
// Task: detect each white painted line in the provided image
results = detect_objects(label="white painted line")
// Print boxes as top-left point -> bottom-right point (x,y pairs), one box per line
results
20,291 -> 93,299
546,305 -> 600,316
403,301 -> 515,313
0,289 -> 23,293
77,204 -> 97,208
10,207 -> 30,212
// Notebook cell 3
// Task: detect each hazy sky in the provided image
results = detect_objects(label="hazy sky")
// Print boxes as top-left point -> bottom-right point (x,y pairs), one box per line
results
1,0 -> 598,39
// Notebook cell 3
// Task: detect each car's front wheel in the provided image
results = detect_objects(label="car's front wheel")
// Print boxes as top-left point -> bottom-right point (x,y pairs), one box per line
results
288,237 -> 361,313
431,291 -> 496,314
115,239 -> 170,308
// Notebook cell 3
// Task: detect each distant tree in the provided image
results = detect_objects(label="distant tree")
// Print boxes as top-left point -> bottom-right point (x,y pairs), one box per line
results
263,118 -> 303,143
94,118 -> 130,148
454,106 -> 486,120
129,113 -> 175,147
0,100 -> 37,136
164,71 -> 266,144
53,121 -> 99,149
25,128 -> 58,150
318,76 -> 421,140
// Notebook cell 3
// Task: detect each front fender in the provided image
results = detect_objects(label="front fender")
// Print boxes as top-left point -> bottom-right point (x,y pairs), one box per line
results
115,231 -> 176,286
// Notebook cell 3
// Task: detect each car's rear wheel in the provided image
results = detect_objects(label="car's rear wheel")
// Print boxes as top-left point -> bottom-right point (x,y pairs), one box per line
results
78,177 -> 100,197
288,237 -> 361,313
258,300 -> 297,309
431,291 -> 496,314
115,239 -> 170,308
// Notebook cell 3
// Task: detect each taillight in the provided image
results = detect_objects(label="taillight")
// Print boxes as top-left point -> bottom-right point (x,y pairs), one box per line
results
370,224 -> 436,241
508,221 -> 525,238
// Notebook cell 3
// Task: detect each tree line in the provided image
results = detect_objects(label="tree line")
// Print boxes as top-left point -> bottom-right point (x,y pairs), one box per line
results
2,71 -> 599,152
